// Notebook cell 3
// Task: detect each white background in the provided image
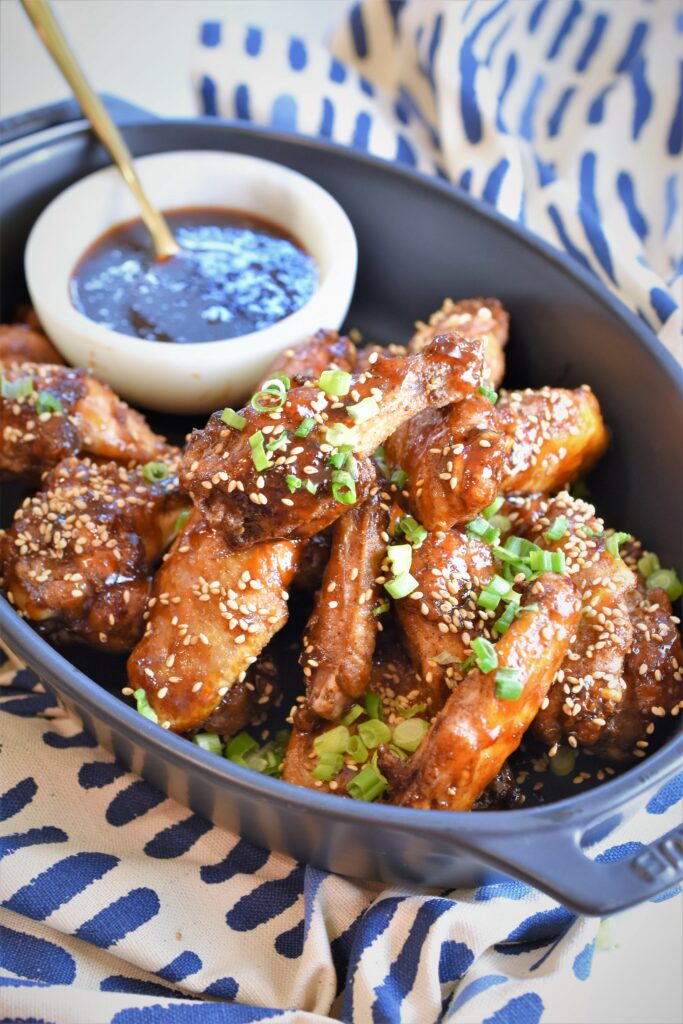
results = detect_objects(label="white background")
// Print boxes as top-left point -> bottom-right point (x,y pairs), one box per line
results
1,2 -> 681,1021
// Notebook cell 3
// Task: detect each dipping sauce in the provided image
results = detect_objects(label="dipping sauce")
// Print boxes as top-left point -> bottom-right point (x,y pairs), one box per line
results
70,207 -> 318,343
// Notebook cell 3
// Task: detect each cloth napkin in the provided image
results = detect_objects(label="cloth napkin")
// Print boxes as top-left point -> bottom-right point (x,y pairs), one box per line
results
2,2 -> 682,1022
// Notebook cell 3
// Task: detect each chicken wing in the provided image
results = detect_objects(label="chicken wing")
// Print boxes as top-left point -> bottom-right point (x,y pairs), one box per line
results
385,392 -> 509,529
497,387 -> 608,494
392,572 -> 580,809
409,297 -> 509,387
299,490 -> 390,721
260,329 -> 356,385
355,343 -> 407,374
181,333 -> 484,548
202,654 -> 280,738
1,363 -> 169,483
0,455 -> 187,651
0,323 -> 64,368
127,512 -> 301,732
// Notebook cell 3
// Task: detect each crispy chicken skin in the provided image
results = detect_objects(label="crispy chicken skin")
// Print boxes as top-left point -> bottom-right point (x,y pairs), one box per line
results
385,392 -> 509,529
497,387 -> 608,493
181,333 -> 484,548
392,573 -> 580,810
409,297 -> 509,387
393,528 -> 496,710
0,323 -> 65,368
127,512 -> 301,733
260,329 -> 356,385
300,490 -> 390,721
0,456 -> 186,651
355,343 -> 407,374
0,363 -> 169,483
203,655 -> 280,737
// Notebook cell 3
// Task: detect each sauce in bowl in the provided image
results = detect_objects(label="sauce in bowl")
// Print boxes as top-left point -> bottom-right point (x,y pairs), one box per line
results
70,207 -> 318,343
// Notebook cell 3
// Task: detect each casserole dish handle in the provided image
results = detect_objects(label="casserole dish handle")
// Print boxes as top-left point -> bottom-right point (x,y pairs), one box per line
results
0,95 -> 154,146
472,821 -> 683,916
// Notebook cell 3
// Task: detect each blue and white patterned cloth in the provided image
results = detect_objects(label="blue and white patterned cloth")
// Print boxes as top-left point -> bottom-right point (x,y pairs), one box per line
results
2,2 -> 683,1022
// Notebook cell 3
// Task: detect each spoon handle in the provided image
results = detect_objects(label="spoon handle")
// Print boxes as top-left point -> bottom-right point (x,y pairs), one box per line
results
21,0 -> 179,260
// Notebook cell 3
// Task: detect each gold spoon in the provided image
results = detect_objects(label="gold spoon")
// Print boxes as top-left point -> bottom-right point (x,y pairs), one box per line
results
21,0 -> 180,260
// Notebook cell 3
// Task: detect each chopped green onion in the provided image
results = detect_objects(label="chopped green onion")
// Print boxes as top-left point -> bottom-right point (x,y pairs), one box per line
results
342,704 -> 364,726
133,688 -> 157,722
637,552 -> 660,578
396,514 -> 427,547
373,445 -> 390,477
226,731 -> 259,765
646,568 -> 683,602
174,509 -> 190,534
387,544 -> 412,577
270,372 -> 291,389
285,474 -> 302,492
255,730 -> 290,778
550,746 -> 576,777
364,692 -> 383,720
392,717 -> 429,752
528,549 -> 566,574
478,575 -> 514,611
314,725 -> 350,756
384,572 -> 419,599
358,719 -> 392,749
331,469 -> 357,505
472,637 -> 498,674
495,667 -> 524,700
373,600 -> 390,616
483,495 -> 504,518
605,531 -> 631,559
251,378 -> 288,412
141,461 -> 169,483
347,763 -> 388,802
313,752 -> 343,781
489,514 -> 511,534
400,703 -> 427,718
249,430 -> 271,472
346,735 -> 369,763
433,651 -> 458,666
467,516 -> 500,546
295,416 -> 316,437
1,375 -> 33,400
388,744 -> 409,760
266,429 -> 289,452
517,603 -> 539,614
478,385 -> 498,404
35,390 -> 63,415
221,407 -> 246,429
325,422 -> 358,449
459,655 -> 476,674
493,601 -> 517,636
193,732 -> 223,755
304,480 -> 318,495
545,515 -> 568,542
390,467 -> 409,489
347,396 -> 379,423
319,369 -> 352,396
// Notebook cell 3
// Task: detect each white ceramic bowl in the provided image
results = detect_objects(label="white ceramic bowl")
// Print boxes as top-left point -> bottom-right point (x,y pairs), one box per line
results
25,150 -> 357,413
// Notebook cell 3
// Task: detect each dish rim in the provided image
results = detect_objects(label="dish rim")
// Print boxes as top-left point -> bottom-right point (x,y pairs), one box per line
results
1,114 -> 681,836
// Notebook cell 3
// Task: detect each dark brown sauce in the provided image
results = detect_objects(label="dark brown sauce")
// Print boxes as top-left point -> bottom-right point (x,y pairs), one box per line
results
70,207 -> 318,343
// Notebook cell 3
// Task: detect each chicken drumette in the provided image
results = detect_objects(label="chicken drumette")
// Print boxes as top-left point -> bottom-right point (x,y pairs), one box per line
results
408,297 -> 509,387
261,328 -> 356,384
0,323 -> 65,369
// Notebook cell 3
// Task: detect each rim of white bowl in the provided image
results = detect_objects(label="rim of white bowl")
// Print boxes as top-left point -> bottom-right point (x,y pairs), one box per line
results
24,150 -> 358,365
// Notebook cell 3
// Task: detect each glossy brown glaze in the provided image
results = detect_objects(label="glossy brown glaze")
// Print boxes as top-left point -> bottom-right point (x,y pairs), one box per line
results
0,323 -> 65,369
0,456 -> 186,651
203,655 -> 280,737
408,297 -> 509,387
260,329 -> 356,387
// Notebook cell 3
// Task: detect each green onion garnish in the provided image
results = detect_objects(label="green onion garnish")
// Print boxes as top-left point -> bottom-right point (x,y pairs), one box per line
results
472,637 -> 498,674
295,416 -> 316,437
249,430 -> 271,472
357,719 -> 392,749
390,468 -> 409,490
251,377 -> 288,412
174,509 -> 190,534
373,445 -> 390,478
478,385 -> 498,404
396,514 -> 427,547
392,717 -> 429,752
1,375 -> 33,400
328,445 -> 354,471
304,480 -> 318,495
478,575 -> 514,611
373,600 -> 390,616
489,514 -> 512,534
637,552 -> 660,578
221,407 -> 247,429
400,703 -> 427,718
550,746 -> 576,777
266,430 -> 289,452
605,531 -> 631,559
319,369 -> 352,396
467,516 -> 500,546
141,461 -> 169,483
313,752 -> 344,781
433,651 -> 458,666
225,731 -> 259,765
384,572 -> 419,599
483,495 -> 504,518
347,763 -> 388,802
347,396 -> 379,423
495,667 -> 523,700
646,568 -> 683,602
314,725 -> 350,756
346,735 -> 369,763
517,603 -> 539,614
35,390 -> 63,415
331,469 -> 356,505
493,602 -> 517,636
325,422 -> 358,449
364,692 -> 383,720
133,688 -> 158,722
459,655 -> 476,674
528,549 -> 566,574
193,732 -> 223,755
342,704 -> 364,726
285,475 -> 302,492
387,544 -> 412,577
545,515 -> 568,542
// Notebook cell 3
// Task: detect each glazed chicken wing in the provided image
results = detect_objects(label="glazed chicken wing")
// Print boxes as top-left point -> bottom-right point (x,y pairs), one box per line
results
127,513 -> 301,732
0,455 -> 187,651
181,333 -> 484,548
392,573 -> 580,810
355,342 -> 407,374
1,363 -> 168,483
409,297 -> 509,387
260,329 -> 356,385
0,323 -> 65,369
299,490 -> 390,722
497,387 -> 608,494
202,654 -> 281,738
385,392 -> 509,529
